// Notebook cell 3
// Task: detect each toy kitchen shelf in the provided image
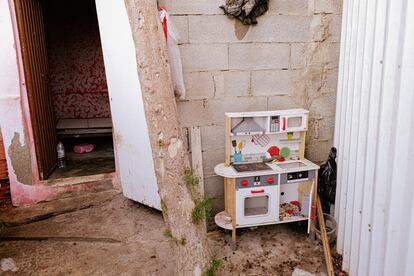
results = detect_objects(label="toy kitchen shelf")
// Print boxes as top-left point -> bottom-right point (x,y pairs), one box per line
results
214,109 -> 319,248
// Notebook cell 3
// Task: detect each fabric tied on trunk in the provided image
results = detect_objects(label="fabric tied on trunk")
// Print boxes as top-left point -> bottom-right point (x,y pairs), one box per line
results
220,0 -> 269,25
159,7 -> 186,99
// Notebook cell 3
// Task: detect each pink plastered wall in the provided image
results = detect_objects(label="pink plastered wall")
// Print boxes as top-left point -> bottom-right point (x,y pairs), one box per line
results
43,0 -> 110,119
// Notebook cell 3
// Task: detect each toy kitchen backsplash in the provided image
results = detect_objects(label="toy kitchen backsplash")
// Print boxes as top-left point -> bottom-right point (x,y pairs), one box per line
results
230,131 -> 301,164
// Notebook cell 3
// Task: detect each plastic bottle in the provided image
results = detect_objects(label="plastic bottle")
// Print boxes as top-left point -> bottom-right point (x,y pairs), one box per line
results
57,141 -> 66,168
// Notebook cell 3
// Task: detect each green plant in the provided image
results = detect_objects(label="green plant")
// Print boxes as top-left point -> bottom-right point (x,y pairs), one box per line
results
191,196 -> 212,224
163,229 -> 173,238
184,167 -> 200,189
204,257 -> 222,276
163,229 -> 186,246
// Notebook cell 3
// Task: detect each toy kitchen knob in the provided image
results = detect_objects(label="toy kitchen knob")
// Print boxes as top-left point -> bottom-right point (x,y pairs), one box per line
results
267,177 -> 273,183
241,179 -> 248,186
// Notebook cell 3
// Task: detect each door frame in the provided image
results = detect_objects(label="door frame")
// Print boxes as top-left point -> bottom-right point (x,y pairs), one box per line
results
9,0 -> 120,185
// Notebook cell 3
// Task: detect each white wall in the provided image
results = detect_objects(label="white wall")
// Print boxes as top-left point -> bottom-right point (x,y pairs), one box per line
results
334,0 -> 414,275
95,0 -> 160,210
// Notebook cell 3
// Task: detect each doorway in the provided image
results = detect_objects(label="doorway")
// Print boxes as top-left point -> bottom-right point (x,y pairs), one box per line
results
14,0 -> 115,180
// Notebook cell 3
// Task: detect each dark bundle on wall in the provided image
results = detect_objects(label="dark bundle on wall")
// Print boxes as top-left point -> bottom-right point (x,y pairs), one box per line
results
220,0 -> 269,25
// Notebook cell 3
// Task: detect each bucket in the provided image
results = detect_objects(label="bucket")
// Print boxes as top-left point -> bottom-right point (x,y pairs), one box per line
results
311,213 -> 337,244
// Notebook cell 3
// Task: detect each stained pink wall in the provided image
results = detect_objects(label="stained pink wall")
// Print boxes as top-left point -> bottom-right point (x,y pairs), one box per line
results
43,0 -> 110,119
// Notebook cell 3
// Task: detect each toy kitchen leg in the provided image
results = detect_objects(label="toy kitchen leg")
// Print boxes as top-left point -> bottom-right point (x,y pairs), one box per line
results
230,178 -> 237,250
309,169 -> 318,239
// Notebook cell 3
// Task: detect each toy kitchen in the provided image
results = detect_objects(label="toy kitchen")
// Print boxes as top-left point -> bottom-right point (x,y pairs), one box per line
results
214,109 -> 319,247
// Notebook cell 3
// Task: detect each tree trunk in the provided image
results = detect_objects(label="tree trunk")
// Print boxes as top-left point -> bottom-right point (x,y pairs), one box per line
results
123,0 -> 210,274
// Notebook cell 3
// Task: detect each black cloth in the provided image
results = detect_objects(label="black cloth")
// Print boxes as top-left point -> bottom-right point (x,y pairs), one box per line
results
318,147 -> 337,213
220,0 -> 269,25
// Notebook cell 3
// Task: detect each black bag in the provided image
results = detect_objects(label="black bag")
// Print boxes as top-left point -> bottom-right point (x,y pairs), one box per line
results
318,147 -> 337,213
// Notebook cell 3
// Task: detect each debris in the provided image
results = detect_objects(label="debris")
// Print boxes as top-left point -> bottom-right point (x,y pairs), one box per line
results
292,267 -> 316,276
220,0 -> 269,25
1,258 -> 19,272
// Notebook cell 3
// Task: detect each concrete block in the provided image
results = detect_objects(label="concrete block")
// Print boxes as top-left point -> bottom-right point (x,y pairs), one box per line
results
309,92 -> 337,117
247,16 -> 314,42
325,68 -> 338,93
177,96 -> 267,127
314,0 -> 343,14
290,42 -> 340,69
180,44 -> 228,72
290,43 -> 307,69
314,116 -> 336,141
267,95 -> 301,111
268,0 -> 311,15
203,96 -> 268,124
158,0 -> 224,15
189,15 -> 314,43
326,15 -> 342,42
229,43 -> 289,70
200,124 -> 225,151
170,15 -> 189,44
203,175 -> 224,198
183,71 -> 215,100
177,100 -> 208,127
251,69 -> 295,96
188,15 -> 235,43
311,42 -> 340,69
213,70 -> 251,98
202,148 -> 225,177
306,138 -> 332,163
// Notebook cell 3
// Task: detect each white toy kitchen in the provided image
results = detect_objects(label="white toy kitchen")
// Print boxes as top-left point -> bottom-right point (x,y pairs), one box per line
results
214,109 -> 319,247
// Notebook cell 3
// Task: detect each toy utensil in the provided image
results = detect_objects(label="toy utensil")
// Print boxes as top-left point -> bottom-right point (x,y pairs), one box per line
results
232,140 -> 237,153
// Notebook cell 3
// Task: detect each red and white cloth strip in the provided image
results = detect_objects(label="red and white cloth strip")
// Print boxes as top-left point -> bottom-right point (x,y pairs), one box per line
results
159,6 -> 168,42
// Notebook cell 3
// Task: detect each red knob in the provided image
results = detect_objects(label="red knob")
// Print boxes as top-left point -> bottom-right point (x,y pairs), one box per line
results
241,179 -> 248,186
267,177 -> 273,183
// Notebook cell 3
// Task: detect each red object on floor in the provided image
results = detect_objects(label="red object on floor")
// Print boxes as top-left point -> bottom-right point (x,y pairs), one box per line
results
73,143 -> 94,154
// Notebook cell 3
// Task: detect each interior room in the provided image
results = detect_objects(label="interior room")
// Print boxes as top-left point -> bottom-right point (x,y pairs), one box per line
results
41,0 -> 115,179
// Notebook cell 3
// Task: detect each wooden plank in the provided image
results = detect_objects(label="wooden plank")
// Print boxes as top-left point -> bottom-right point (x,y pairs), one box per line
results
299,131 -> 306,160
317,196 -> 335,276
14,0 -> 58,179
190,126 -> 204,196
224,178 -> 228,212
231,178 -> 236,242
225,116 -> 231,166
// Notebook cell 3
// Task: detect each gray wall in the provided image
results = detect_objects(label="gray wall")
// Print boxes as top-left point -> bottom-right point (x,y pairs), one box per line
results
158,0 -> 342,212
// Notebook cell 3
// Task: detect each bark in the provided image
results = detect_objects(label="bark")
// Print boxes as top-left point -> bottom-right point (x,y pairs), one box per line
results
123,1 -> 210,275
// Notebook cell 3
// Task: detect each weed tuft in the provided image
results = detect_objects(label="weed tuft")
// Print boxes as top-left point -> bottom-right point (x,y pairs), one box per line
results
191,196 -> 212,224
204,256 -> 222,276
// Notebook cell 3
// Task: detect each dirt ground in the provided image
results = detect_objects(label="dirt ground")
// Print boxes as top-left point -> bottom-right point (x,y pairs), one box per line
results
0,194 -> 330,275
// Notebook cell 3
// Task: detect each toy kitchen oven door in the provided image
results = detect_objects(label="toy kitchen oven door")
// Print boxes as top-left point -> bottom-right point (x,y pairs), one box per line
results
236,174 -> 279,226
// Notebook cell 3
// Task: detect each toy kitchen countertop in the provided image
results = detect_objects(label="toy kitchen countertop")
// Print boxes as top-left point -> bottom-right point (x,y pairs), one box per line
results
214,159 -> 319,178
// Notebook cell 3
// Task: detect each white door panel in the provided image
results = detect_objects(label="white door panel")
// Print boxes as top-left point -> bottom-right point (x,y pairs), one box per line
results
95,0 -> 160,210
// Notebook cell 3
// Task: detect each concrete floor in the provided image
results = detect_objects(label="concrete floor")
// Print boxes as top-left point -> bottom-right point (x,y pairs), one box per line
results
49,137 -> 115,180
0,194 -> 330,275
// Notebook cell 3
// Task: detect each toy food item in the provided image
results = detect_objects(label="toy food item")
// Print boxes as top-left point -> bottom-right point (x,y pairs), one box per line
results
267,146 -> 279,157
280,147 -> 291,158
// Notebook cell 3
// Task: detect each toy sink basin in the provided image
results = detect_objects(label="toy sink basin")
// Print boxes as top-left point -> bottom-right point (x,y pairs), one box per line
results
274,161 -> 309,170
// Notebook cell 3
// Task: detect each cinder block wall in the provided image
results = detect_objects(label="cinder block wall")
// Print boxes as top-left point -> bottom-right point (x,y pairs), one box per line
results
158,0 -> 342,212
